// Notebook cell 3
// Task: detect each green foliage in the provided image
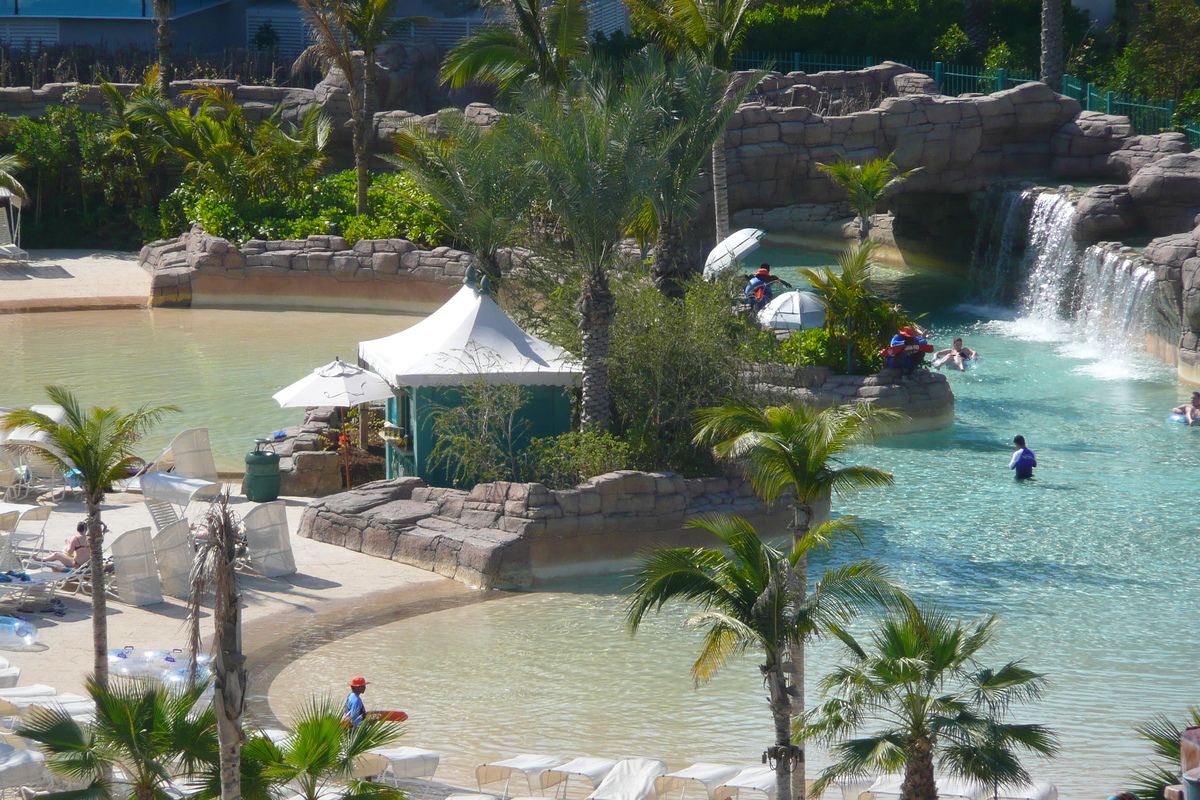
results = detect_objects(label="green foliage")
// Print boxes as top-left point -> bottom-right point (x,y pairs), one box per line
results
778,327 -> 844,371
427,375 -> 532,488
157,170 -> 448,246
817,156 -> 913,236
250,20 -> 282,51
1175,89 -> 1200,132
984,40 -> 1019,71
1127,707 -> 1200,800
1103,0 -> 1200,100
525,429 -> 635,488
933,24 -> 971,62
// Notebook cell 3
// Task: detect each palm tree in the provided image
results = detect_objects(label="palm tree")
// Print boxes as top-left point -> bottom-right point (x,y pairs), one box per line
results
1127,707 -> 1200,800
153,0 -> 174,93
386,110 -> 530,280
803,604 -> 1060,800
0,153 -> 27,201
243,698 -> 405,800
693,400 -> 896,798
18,675 -> 217,799
1,389 -> 177,686
188,493 -> 246,800
817,156 -> 914,243
627,0 -> 759,242
643,55 -> 759,298
516,70 -> 658,429
295,0 -> 426,215
627,513 -> 903,800
440,0 -> 589,95
799,242 -> 911,373
1040,0 -> 1064,92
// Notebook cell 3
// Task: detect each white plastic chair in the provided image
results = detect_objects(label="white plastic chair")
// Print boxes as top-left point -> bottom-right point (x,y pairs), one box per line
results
109,527 -> 163,607
151,518 -> 193,599
242,501 -> 296,577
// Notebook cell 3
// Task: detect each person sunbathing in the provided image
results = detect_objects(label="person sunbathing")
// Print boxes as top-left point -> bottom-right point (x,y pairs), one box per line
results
41,521 -> 91,572
934,337 -> 977,371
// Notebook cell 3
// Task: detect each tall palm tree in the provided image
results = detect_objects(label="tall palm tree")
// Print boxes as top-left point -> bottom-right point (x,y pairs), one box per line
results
295,0 -> 426,214
1,389 -> 177,686
643,55 -> 759,298
803,604 -> 1060,800
386,110 -> 530,280
440,0 -> 589,95
18,675 -> 217,800
188,493 -> 246,800
1040,0 -> 1064,92
627,0 -> 758,242
242,698 -> 405,800
693,400 -> 896,798
817,156 -> 914,243
516,70 -> 658,429
153,0 -> 174,94
627,513 -> 903,800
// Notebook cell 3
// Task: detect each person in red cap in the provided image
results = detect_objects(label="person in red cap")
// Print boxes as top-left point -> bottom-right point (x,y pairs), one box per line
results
885,325 -> 931,378
343,676 -> 368,726
743,264 -> 792,311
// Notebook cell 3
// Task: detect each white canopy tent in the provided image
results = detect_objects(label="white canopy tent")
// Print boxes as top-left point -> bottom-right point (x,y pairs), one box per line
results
360,284 -> 580,388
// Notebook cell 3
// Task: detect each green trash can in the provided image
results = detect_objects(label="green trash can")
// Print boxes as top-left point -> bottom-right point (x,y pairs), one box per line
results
243,439 -> 281,502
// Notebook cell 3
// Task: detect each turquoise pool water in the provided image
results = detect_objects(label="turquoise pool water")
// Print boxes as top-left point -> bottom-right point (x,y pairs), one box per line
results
270,262 -> 1197,800
0,308 -> 416,470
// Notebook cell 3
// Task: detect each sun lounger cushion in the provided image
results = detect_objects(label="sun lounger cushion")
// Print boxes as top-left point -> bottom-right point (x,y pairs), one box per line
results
588,758 -> 668,800
0,743 -> 44,789
0,686 -> 53,699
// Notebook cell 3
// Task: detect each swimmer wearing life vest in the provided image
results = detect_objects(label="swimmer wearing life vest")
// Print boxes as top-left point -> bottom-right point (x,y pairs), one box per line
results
879,325 -> 933,377
1009,435 -> 1037,480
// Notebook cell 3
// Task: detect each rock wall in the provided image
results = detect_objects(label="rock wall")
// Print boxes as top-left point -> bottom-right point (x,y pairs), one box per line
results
298,471 -> 795,590
1139,229 -> 1200,383
140,224 -> 482,313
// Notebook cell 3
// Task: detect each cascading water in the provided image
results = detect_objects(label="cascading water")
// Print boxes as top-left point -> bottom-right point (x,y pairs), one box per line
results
969,186 -> 1163,377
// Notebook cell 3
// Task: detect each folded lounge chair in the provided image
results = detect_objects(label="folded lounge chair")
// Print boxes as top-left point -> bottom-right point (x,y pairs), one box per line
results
109,527 -> 163,607
242,501 -> 296,577
151,518 -> 193,599
125,428 -> 220,493
584,757 -> 667,800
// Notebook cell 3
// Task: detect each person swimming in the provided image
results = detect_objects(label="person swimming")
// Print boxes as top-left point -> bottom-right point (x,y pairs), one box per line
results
933,337 -> 977,371
1171,391 -> 1200,424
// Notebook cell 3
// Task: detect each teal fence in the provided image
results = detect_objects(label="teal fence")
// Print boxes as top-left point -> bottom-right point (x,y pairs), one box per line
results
731,51 -> 1200,147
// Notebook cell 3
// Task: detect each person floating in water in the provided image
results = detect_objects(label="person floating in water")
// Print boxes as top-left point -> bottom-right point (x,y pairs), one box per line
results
881,325 -> 933,378
1171,391 -> 1200,424
1009,435 -> 1037,480
343,676 -> 368,727
933,337 -> 977,371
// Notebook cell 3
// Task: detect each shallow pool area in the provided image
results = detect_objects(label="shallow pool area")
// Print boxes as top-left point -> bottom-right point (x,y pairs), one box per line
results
0,308 -> 417,470
267,276 -> 1199,800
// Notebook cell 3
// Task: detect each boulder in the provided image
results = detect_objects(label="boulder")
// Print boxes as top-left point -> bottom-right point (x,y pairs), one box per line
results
1128,153 -> 1200,235
892,72 -> 940,97
1071,184 -> 1137,244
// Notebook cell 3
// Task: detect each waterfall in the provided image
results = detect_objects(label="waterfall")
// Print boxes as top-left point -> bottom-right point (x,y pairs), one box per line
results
1074,247 -> 1158,354
1016,191 -> 1079,324
967,186 -> 1031,306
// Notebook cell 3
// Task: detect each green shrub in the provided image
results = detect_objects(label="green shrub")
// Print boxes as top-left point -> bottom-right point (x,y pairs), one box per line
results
525,430 -> 635,489
933,25 -> 971,62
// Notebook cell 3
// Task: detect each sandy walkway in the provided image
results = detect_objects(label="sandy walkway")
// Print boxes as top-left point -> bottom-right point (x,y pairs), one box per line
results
0,250 -> 148,312
4,488 -> 474,699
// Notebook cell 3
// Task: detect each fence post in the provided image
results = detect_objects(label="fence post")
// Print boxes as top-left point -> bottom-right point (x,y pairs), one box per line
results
997,68 -> 1006,92
934,61 -> 944,91
1083,82 -> 1090,111
1168,99 -> 1177,126
1106,91 -> 1114,114
794,52 -> 800,73
864,56 -> 874,68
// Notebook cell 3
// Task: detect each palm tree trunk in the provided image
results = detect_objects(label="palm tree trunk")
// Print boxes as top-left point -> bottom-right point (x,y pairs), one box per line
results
712,138 -> 730,243
346,60 -> 369,217
577,269 -> 615,430
155,3 -> 173,94
86,497 -> 109,687
901,736 -> 937,800
214,540 -> 245,800
859,211 -> 870,243
1040,0 -> 1064,92
652,219 -> 690,299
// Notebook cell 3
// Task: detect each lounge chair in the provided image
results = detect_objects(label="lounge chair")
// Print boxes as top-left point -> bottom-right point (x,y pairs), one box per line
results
0,208 -> 28,263
0,740 -> 46,795
2,406 -> 71,501
657,765 -> 741,800
109,527 -> 163,607
0,657 -> 19,690
370,746 -> 441,787
141,472 -> 218,532
477,754 -> 566,797
583,757 -> 667,800
125,428 -> 220,493
242,501 -> 296,577
538,757 -> 618,798
713,767 -> 778,800
151,518 -> 193,599
0,503 -> 51,572
862,775 -> 985,800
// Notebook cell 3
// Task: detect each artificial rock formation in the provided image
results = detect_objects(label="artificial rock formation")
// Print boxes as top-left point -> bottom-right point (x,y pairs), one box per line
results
298,471 -> 790,589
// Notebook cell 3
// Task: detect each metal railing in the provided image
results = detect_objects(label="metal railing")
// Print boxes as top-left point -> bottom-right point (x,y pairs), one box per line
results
731,50 -> 1199,145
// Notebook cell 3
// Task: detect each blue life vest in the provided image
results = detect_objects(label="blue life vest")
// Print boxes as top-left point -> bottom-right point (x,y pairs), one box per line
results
745,277 -> 772,309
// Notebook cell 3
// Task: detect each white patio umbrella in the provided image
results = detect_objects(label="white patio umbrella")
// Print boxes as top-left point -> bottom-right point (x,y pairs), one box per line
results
703,227 -> 766,280
272,358 -> 395,488
757,290 -> 826,330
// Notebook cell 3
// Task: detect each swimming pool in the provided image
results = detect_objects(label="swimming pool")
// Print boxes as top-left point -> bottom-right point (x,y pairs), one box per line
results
0,307 -> 417,470
267,270 -> 1197,800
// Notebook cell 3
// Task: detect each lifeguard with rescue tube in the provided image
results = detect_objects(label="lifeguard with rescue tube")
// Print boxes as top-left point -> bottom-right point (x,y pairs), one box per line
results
880,325 -> 933,377
342,676 -> 408,726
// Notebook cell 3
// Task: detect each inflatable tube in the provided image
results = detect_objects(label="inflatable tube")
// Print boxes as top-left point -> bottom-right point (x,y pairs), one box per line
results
1167,413 -> 1191,424
365,710 -> 409,723
0,617 -> 37,649
109,648 -> 211,681
879,342 -> 935,358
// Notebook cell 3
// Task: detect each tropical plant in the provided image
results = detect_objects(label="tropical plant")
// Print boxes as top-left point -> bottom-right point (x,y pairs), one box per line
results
154,1 -> 175,92
0,152 -> 26,201
798,243 -> 912,374
188,493 -> 247,800
1127,707 -> 1200,800
803,604 -> 1060,800
693,398 -> 897,797
817,156 -> 914,243
627,0 -> 759,241
1039,0 -> 1063,91
294,0 -> 428,214
427,369 -> 532,487
627,513 -> 902,800
440,0 -> 590,95
387,110 -> 530,280
0,389 -> 177,685
18,675 -> 217,799
515,68 -> 658,429
240,698 -> 405,800
525,429 -> 634,488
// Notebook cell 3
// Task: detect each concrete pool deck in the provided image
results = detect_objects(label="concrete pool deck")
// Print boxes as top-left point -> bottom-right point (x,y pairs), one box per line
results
1,488 -> 474,703
0,250 -> 148,313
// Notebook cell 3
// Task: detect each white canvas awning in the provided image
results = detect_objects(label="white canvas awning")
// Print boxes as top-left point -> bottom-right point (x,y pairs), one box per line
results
360,285 -> 580,388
